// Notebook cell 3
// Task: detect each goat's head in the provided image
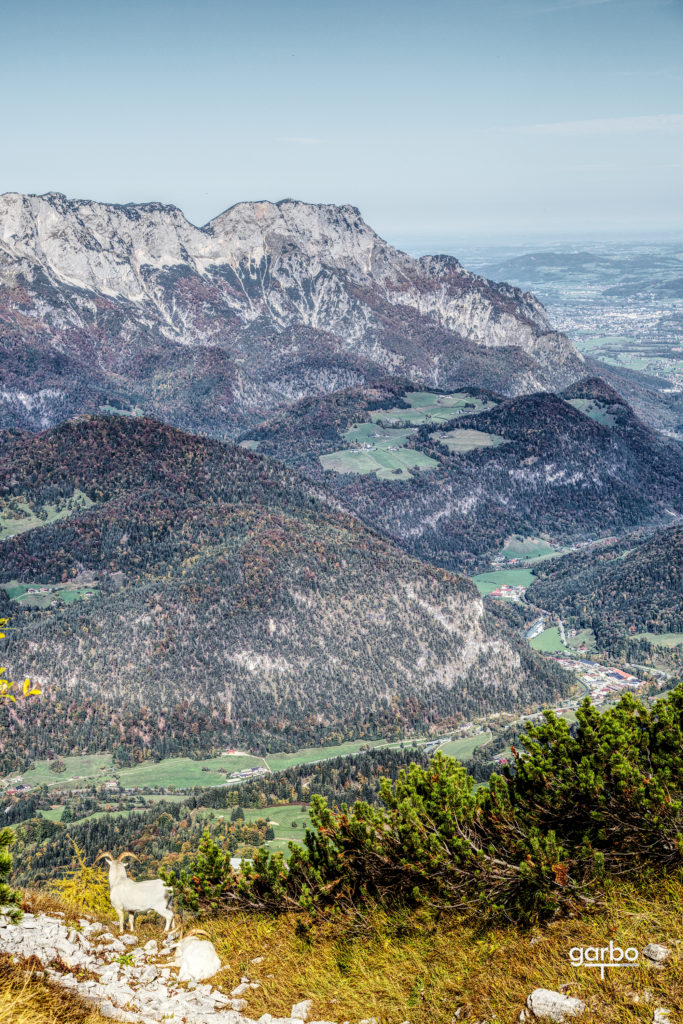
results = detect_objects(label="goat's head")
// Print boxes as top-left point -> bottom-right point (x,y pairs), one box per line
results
95,850 -> 138,883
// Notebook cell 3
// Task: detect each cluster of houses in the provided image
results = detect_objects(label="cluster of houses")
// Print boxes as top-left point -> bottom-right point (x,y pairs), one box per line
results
230,765 -> 267,780
551,655 -> 642,703
488,584 -> 526,602
5,781 -> 32,796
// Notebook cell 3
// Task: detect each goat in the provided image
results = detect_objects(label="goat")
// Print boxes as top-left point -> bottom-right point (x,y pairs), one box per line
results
94,850 -> 175,934
171,927 -> 221,982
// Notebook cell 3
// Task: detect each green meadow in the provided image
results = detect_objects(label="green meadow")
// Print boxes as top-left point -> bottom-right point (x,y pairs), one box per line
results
320,420 -> 437,480
436,731 -> 493,760
529,627 -> 566,654
500,535 -> 556,559
2,738 -> 433,794
633,632 -> 683,648
2,580 -> 98,609
0,490 -> 93,540
470,569 -> 537,596
264,738 -> 396,772
565,398 -> 617,427
10,754 -> 116,790
2,752 -> 263,793
370,390 -> 496,426
566,628 -> 597,653
431,428 -> 507,453
116,754 -> 263,789
319,391 -> 501,480
98,405 -> 144,417
209,804 -> 313,857
320,447 -> 437,480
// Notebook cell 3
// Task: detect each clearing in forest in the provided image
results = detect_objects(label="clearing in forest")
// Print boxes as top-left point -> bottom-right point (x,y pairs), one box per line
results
320,421 -> 437,480
432,428 -> 507,453
0,490 -> 93,540
370,390 -> 497,426
565,398 -> 618,427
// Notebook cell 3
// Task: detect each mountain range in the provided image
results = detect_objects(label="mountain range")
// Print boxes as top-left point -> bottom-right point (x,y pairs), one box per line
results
1,192 -> 680,772
0,192 -> 583,437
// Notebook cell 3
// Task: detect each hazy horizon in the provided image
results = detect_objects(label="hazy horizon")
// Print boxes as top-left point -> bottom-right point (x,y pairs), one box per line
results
2,0 -> 682,241
4,187 -> 682,257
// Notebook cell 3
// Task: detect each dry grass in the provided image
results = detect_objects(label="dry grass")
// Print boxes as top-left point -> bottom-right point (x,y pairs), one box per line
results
6,872 -> 683,1023
195,876 -> 683,1024
0,955 -> 110,1024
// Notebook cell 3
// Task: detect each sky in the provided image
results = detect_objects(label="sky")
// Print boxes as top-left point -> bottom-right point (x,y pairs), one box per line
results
1,0 -> 682,245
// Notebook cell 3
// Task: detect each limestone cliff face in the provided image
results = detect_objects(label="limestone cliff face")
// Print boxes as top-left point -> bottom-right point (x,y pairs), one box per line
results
0,193 -> 583,434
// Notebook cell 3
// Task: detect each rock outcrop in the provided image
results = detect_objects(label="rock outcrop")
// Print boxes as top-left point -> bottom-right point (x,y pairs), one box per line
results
0,192 -> 583,435
0,909 -> 334,1024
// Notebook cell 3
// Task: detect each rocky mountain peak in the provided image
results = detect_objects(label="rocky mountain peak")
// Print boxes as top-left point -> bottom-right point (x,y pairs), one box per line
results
0,190 -> 585,435
206,198 -> 381,271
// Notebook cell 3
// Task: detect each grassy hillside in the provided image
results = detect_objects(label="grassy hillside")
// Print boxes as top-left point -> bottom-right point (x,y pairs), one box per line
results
3,877 -> 680,1024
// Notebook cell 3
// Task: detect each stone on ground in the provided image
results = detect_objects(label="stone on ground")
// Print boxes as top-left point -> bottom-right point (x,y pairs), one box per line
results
642,944 -> 671,964
526,988 -> 586,1021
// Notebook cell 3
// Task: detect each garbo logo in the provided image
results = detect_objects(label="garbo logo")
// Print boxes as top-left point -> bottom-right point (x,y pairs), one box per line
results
569,942 -> 639,979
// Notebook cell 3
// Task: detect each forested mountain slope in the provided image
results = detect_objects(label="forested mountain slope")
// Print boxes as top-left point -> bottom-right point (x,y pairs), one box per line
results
527,525 -> 683,654
0,416 -> 569,770
239,378 -> 683,571
0,193 -> 583,436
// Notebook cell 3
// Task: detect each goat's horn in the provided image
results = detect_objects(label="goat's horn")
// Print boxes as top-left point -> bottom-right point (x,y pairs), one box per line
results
117,851 -> 139,862
94,851 -> 113,864
186,928 -> 210,938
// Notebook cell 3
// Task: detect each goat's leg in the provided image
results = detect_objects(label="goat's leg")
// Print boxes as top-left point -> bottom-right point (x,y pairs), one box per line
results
128,913 -> 135,933
164,893 -> 176,933
116,908 -> 125,934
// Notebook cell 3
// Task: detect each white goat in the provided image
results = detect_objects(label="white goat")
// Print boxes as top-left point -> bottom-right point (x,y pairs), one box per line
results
94,850 -> 175,934
172,927 -> 221,982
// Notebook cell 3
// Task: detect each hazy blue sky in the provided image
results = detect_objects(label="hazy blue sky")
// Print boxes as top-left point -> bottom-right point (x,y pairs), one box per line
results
2,0 -> 682,244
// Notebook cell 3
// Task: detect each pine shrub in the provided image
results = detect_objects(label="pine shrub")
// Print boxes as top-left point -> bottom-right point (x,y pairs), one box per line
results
168,685 -> 683,925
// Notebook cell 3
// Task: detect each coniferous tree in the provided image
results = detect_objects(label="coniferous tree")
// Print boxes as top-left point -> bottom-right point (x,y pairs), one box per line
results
0,828 -> 22,922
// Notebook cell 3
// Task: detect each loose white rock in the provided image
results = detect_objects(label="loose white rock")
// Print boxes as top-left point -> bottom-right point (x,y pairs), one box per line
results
526,988 -> 586,1021
292,1000 -> 314,1021
643,944 -> 671,964
0,909 -> 342,1024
